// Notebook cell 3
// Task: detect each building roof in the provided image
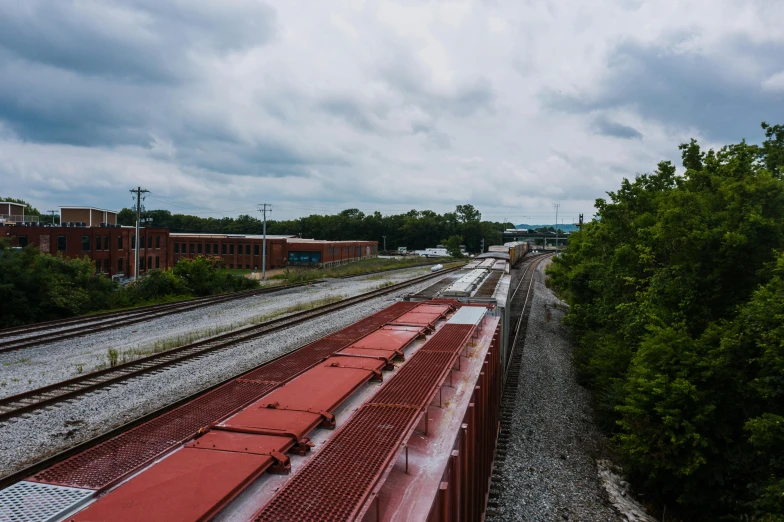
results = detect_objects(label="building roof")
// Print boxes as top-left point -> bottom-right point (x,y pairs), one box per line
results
59,206 -> 118,213
286,238 -> 376,244
0,201 -> 26,206
169,232 -> 295,240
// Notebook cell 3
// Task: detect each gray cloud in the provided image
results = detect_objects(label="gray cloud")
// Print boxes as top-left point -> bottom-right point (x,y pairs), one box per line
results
2,1 -> 782,222
592,117 -> 642,139
546,37 -> 784,141
0,0 -> 277,83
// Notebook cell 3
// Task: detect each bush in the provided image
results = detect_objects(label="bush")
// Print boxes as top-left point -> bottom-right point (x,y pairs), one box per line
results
547,123 -> 784,519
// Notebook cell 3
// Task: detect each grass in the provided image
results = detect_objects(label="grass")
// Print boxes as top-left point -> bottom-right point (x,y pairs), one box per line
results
93,294 -> 347,369
3,358 -> 31,366
271,256 -> 467,283
217,268 -> 255,275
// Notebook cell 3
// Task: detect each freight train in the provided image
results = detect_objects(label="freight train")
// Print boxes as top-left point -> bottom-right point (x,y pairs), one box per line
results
486,241 -> 528,266
2,250 -> 541,522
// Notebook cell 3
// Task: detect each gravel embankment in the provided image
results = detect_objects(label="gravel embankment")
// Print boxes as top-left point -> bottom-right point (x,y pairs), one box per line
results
0,275 -> 440,479
492,260 -> 622,521
0,267 -> 431,399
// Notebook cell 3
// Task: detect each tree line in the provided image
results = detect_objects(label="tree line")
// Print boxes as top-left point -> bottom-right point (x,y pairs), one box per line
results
0,245 -> 257,328
118,204 -> 511,253
548,123 -> 784,519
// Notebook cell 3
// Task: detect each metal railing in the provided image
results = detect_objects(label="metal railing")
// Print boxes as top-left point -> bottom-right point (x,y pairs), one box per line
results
0,214 -> 39,223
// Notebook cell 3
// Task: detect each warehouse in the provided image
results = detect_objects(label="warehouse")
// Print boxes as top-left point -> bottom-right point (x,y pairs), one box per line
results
168,233 -> 293,270
0,221 -> 169,278
286,239 -> 378,267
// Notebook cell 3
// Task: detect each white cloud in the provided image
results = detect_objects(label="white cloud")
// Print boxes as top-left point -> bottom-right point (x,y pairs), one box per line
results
1,0 -> 782,225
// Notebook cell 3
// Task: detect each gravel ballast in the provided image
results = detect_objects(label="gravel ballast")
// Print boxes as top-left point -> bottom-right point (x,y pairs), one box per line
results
0,267 -> 432,399
491,259 -> 622,521
0,275 -> 440,479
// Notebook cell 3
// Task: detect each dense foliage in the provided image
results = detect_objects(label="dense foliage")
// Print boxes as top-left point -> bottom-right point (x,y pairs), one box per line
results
548,123 -> 784,520
0,244 -> 258,327
118,204 -> 508,253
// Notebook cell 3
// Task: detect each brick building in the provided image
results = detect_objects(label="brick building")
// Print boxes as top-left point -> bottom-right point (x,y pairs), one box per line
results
2,204 -> 379,276
168,233 -> 292,270
286,239 -> 378,268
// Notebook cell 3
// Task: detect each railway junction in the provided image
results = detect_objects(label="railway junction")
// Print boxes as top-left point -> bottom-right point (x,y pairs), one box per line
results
0,250 -> 631,521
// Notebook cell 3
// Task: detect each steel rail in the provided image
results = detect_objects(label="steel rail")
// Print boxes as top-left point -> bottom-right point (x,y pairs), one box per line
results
0,267 -> 459,425
0,282 -> 329,354
487,253 -> 552,517
0,281 -> 325,343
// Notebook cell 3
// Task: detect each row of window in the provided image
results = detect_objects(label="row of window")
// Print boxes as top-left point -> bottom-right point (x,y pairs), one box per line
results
174,243 -> 261,256
94,256 -> 159,274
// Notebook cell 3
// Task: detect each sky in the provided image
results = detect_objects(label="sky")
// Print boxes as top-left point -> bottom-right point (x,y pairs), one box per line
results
1,0 -> 783,225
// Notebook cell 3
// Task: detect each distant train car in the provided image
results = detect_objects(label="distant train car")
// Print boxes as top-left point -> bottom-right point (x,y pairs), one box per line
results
488,241 -> 528,265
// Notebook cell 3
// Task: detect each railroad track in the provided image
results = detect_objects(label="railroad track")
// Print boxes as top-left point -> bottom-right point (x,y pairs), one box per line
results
0,281 -> 327,354
0,267 -> 459,425
487,253 -> 553,517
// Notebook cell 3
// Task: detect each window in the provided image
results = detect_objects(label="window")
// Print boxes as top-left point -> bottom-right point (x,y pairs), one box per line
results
246,264 -> 250,269
118,235 -> 123,250
222,244 -> 227,255
245,245 -> 250,255
141,236 -> 145,250
230,264 -> 234,269
104,236 -> 109,251
181,243 -> 186,253
18,235 -> 28,247
148,256 -> 152,270
197,243 -> 202,254
229,244 -> 234,255
96,260 -> 101,273
174,243 -> 179,253
118,258 -> 123,273
82,236 -> 90,251
190,243 -> 195,254
103,259 -> 109,273
58,235 -> 66,251
213,244 -> 218,254
254,244 -> 259,256
96,236 -> 102,251
155,256 -> 160,268
148,235 -> 153,249
140,257 -> 145,270
131,236 -> 136,249
155,235 -> 160,249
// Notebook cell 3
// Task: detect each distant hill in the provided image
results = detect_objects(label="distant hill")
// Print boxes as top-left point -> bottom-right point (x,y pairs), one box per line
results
515,223 -> 579,232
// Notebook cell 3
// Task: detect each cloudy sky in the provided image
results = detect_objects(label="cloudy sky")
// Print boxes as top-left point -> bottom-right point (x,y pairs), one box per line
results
1,0 -> 783,224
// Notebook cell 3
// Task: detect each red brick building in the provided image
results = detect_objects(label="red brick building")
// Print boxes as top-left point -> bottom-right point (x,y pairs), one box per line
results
168,233 -> 291,270
1,224 -> 169,277
2,204 -> 378,276
286,239 -> 378,268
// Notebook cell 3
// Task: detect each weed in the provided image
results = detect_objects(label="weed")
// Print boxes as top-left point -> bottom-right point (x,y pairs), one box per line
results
3,358 -> 31,366
107,348 -> 119,367
1,381 -> 5,387
75,364 -> 83,373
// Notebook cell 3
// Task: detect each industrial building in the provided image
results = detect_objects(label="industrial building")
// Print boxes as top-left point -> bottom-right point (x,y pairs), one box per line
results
1,205 -> 378,276
0,201 -> 36,225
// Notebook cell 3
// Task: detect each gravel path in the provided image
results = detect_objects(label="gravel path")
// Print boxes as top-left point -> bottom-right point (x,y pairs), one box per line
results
492,259 -> 621,521
0,275 -> 440,479
0,267 -> 431,399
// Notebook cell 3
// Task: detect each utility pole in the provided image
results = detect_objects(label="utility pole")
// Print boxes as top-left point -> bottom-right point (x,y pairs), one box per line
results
258,204 -> 271,282
382,235 -> 387,253
480,238 -> 485,253
130,187 -> 149,280
553,203 -> 560,255
47,210 -> 57,226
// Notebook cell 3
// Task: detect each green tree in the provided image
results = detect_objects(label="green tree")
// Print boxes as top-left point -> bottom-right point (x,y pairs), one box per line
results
547,123 -> 784,519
